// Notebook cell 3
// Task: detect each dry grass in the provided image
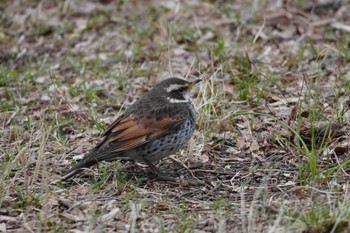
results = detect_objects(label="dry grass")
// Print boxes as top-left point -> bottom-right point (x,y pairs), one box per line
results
1,0 -> 350,232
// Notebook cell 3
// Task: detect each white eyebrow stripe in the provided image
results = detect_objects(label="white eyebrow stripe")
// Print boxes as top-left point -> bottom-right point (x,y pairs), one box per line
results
165,84 -> 186,92
166,97 -> 189,103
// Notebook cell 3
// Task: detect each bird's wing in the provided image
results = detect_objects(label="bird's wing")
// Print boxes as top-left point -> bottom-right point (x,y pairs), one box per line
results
89,111 -> 188,160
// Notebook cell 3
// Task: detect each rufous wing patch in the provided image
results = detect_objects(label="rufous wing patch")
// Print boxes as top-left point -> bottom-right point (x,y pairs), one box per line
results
101,113 -> 186,152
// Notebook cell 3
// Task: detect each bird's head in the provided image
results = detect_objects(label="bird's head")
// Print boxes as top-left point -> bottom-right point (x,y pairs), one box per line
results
154,77 -> 201,103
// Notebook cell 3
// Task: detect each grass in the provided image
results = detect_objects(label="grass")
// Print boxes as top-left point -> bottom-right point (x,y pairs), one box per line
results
1,0 -> 350,232
285,186 -> 350,233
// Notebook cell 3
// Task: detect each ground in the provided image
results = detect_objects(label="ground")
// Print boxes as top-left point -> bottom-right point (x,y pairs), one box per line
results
1,0 -> 350,232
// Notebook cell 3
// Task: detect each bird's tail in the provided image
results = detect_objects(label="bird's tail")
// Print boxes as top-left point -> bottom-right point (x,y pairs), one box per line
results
53,149 -> 123,183
60,156 -> 98,181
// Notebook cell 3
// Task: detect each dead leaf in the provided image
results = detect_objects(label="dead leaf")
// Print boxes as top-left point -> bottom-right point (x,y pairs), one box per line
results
249,140 -> 260,152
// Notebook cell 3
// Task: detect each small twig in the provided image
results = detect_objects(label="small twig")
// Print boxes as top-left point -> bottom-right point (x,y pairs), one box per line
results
332,151 -> 350,176
169,156 -> 200,181
302,0 -> 341,12
190,169 -> 234,176
155,174 -> 206,186
202,181 -> 222,198
253,17 -> 265,44
184,58 -> 195,80
306,186 -> 344,195
6,107 -> 20,126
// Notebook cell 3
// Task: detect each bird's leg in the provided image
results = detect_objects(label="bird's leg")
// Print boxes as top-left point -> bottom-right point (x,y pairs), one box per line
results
144,159 -> 163,175
144,159 -> 205,186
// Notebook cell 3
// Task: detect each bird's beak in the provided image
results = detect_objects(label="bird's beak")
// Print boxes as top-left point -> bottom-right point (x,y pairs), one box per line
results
187,79 -> 201,89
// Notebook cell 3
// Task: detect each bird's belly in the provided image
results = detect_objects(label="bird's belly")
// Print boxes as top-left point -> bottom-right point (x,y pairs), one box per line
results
126,118 -> 195,162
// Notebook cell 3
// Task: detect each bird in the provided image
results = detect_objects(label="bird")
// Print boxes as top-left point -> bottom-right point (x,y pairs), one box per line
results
61,77 -> 201,181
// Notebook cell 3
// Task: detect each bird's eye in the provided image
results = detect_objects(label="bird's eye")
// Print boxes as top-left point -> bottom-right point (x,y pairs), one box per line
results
178,86 -> 187,92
